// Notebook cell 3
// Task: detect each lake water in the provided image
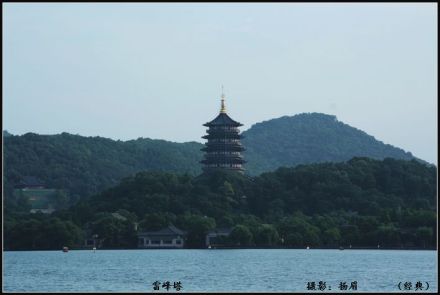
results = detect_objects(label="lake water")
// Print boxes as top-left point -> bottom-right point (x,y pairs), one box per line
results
3,249 -> 437,292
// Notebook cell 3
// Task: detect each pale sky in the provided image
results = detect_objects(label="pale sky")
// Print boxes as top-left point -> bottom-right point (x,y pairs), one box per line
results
3,3 -> 437,163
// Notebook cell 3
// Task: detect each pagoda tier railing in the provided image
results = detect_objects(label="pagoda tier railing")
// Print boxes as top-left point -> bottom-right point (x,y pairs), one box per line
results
206,127 -> 240,132
203,151 -> 242,155
205,129 -> 242,134
204,141 -> 243,146
202,133 -> 242,140
201,159 -> 246,164
201,145 -> 245,152
202,154 -> 245,160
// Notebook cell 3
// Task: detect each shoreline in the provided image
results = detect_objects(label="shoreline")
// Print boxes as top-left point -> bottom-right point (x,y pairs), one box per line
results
4,246 -> 437,251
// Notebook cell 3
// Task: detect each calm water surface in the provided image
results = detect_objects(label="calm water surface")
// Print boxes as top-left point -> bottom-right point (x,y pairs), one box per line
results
4,249 -> 437,292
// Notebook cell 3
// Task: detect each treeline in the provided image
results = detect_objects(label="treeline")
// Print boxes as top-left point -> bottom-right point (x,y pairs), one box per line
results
242,113 -> 418,175
4,132 -> 203,204
4,157 -> 436,250
4,113 -> 423,205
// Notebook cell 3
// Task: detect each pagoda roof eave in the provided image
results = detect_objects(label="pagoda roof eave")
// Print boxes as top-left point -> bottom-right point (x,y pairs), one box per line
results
203,113 -> 243,127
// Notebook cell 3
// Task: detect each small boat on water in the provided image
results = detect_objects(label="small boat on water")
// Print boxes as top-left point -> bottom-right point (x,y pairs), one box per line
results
306,246 -> 310,250
62,246 -> 69,252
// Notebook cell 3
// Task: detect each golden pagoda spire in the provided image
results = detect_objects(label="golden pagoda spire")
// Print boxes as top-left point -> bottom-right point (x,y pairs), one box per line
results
220,85 -> 226,113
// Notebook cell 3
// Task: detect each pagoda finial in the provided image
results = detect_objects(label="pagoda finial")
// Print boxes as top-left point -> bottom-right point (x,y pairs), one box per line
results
220,85 -> 226,113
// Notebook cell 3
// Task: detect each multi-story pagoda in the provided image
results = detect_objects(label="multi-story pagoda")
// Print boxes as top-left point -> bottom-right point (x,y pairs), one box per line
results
200,91 -> 245,173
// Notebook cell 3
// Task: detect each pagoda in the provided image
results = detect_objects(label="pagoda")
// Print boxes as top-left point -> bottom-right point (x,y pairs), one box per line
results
200,90 -> 246,173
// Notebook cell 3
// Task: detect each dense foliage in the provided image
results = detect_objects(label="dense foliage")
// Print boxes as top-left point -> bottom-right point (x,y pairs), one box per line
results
242,113 -> 418,175
4,158 -> 436,250
4,214 -> 83,250
4,113 -> 422,203
4,132 -> 202,203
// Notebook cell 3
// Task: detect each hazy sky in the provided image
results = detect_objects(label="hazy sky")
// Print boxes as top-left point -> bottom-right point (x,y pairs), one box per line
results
3,3 -> 437,163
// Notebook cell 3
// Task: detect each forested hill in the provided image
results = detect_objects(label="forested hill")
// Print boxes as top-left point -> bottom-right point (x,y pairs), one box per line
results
4,158 -> 437,250
4,113 -> 422,200
4,133 -> 203,200
242,113 -> 417,175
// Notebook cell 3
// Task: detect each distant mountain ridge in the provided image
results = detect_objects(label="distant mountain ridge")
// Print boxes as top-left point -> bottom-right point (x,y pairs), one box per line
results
4,113 -> 422,199
241,113 -> 417,175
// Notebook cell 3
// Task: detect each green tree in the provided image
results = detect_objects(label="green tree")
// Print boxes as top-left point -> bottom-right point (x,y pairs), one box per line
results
54,190 -> 69,209
374,225 -> 401,247
229,225 -> 253,246
277,213 -> 321,247
139,213 -> 170,231
340,225 -> 360,246
284,233 -> 303,247
220,181 -> 235,196
254,224 -> 279,246
416,226 -> 433,248
91,215 -> 136,248
323,227 -> 341,246
179,214 -> 216,248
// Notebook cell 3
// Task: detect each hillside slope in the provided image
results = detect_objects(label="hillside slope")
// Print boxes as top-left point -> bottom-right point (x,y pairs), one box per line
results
4,132 -> 203,200
242,113 -> 416,175
4,113 -> 421,199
